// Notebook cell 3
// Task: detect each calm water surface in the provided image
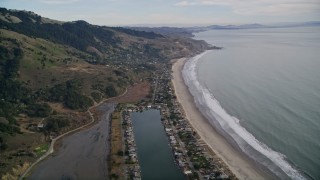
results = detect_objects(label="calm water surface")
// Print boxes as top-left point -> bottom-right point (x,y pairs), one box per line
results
191,27 -> 320,179
131,109 -> 185,180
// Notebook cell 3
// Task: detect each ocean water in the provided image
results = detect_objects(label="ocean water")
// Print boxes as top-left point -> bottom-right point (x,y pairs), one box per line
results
183,27 -> 320,179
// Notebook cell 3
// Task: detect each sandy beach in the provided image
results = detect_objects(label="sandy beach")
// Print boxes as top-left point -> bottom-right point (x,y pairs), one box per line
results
172,57 -> 272,180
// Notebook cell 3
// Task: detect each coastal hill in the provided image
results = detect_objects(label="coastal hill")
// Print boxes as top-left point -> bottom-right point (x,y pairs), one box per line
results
0,7 -> 210,177
129,21 -> 320,37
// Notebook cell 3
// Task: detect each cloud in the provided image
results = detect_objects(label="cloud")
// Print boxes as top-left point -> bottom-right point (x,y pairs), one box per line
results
175,0 -> 228,6
175,1 -> 198,6
175,0 -> 320,15
233,2 -> 320,15
141,13 -> 229,26
38,0 -> 80,4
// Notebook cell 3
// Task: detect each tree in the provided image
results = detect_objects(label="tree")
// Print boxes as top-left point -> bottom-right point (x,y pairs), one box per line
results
46,116 -> 70,132
105,85 -> 117,97
26,103 -> 52,117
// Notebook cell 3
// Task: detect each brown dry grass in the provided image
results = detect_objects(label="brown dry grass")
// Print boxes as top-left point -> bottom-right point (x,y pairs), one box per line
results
0,132 -> 45,178
108,81 -> 150,104
109,111 -> 125,179
1,162 -> 30,180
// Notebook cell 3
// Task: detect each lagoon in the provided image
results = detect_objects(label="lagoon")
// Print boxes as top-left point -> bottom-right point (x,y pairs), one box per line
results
131,109 -> 185,180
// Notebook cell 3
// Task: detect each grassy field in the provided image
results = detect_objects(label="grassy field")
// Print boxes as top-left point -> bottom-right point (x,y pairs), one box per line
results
33,143 -> 49,157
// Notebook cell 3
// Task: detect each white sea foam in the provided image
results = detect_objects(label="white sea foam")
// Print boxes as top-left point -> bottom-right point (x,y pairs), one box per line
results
182,51 -> 306,180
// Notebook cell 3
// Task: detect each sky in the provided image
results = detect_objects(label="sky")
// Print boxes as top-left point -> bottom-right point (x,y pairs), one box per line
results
2,0 -> 320,26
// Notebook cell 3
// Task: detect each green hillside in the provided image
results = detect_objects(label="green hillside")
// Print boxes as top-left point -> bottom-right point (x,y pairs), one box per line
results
0,7 -> 210,177
0,8 -> 208,64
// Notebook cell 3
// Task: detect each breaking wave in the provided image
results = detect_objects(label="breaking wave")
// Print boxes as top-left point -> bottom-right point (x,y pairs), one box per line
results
182,51 -> 306,180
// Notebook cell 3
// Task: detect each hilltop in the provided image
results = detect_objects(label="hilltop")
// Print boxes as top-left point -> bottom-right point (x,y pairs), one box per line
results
0,7 -> 210,177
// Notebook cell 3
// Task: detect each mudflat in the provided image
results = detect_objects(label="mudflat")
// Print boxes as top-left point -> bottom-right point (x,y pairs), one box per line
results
29,103 -> 114,180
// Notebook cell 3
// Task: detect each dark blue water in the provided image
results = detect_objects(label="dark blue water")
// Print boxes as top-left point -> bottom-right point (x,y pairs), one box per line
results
131,109 -> 185,180
184,27 -> 320,179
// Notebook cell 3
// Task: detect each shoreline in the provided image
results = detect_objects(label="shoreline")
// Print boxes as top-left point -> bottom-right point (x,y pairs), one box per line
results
171,57 -> 272,180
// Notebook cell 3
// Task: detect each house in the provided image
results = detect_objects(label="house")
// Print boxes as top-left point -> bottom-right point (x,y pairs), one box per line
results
37,123 -> 44,129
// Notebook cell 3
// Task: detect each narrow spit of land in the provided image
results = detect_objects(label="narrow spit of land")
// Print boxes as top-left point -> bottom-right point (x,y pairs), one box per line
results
171,58 -> 272,180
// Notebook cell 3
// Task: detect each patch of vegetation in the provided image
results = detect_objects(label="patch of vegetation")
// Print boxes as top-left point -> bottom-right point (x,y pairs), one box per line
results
105,85 -> 118,98
44,79 -> 94,110
91,92 -> 102,103
113,70 -> 125,77
91,82 -> 105,92
25,103 -> 52,117
65,92 -> 93,110
45,115 -> 69,132
117,150 -> 124,156
0,136 -> 8,150
34,143 -> 49,156
139,63 -> 157,70
110,27 -> 163,39
0,38 -> 31,136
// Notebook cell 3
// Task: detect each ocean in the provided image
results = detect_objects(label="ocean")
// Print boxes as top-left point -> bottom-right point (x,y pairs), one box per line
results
182,27 -> 320,180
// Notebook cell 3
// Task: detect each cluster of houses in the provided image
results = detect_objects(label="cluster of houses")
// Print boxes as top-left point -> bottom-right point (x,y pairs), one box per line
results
153,69 -> 173,104
160,106 -> 194,176
122,111 -> 141,180
171,115 -> 230,179
153,69 -> 234,180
